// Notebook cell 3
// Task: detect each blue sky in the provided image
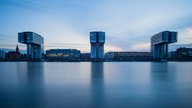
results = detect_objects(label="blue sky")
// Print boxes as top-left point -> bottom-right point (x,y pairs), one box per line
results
0,0 -> 192,53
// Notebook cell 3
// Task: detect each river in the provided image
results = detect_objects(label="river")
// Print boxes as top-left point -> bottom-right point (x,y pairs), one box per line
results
0,62 -> 192,108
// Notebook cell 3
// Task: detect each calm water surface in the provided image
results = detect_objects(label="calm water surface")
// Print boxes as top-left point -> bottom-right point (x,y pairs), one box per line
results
0,62 -> 192,108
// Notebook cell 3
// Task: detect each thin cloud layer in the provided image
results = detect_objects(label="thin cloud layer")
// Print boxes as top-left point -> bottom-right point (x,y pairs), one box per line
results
0,0 -> 192,52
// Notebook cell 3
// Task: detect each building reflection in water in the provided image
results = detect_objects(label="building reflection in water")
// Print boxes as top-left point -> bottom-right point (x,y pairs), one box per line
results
90,62 -> 105,108
150,62 -> 169,82
17,62 -> 44,108
149,62 -> 180,107
26,62 -> 44,86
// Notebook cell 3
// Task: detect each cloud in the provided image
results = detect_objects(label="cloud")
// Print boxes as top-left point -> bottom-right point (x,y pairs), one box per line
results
105,44 -> 123,52
130,43 -> 150,52
187,28 -> 192,36
86,0 -> 192,52
176,27 -> 192,44
1,0 -> 192,52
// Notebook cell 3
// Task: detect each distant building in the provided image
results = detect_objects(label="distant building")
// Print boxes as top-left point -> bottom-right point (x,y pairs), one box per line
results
90,31 -> 105,61
105,52 -> 151,61
151,31 -> 177,60
175,47 -> 192,60
168,51 -> 176,59
0,50 -> 5,59
6,45 -> 21,59
80,53 -> 90,61
46,49 -> 81,61
18,31 -> 44,59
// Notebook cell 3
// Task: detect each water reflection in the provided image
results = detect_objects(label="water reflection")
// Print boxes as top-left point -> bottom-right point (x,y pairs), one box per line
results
17,62 -> 44,108
91,62 -> 105,108
149,62 -> 191,108
150,62 -> 169,81
17,62 -> 44,86
0,62 -> 192,108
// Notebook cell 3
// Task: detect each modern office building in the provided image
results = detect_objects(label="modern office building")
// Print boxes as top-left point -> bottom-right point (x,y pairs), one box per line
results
90,31 -> 105,61
18,32 -> 44,59
151,31 -> 177,60
46,49 -> 81,61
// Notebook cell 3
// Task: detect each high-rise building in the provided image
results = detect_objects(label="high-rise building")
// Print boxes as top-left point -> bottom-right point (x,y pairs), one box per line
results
151,31 -> 177,60
90,31 -> 105,61
18,32 -> 44,59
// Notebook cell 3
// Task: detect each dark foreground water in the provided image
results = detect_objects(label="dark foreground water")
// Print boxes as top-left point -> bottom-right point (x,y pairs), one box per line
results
0,62 -> 192,108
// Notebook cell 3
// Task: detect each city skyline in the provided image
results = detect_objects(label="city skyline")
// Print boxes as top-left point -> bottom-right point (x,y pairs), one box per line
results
0,0 -> 192,53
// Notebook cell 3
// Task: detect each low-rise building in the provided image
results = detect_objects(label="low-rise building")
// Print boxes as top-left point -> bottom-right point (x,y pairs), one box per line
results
46,49 -> 81,61
5,45 -> 22,60
168,51 -> 176,59
105,52 -> 152,61
175,47 -> 192,60
80,53 -> 90,61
